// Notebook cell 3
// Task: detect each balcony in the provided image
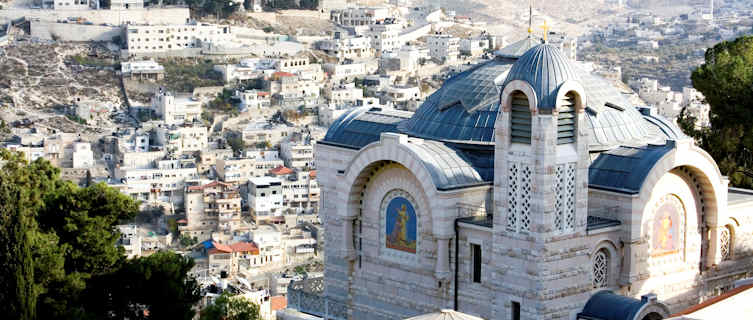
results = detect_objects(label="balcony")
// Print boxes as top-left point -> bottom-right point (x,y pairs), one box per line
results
287,277 -> 346,320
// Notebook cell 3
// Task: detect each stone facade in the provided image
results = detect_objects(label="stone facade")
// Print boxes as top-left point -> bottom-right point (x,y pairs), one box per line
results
313,44 -> 753,320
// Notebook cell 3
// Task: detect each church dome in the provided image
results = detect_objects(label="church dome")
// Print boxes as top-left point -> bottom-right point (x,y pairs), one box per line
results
323,43 -> 683,152
502,43 -> 580,109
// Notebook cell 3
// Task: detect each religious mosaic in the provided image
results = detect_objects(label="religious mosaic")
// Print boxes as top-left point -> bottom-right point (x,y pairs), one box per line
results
385,196 -> 418,254
651,194 -> 684,257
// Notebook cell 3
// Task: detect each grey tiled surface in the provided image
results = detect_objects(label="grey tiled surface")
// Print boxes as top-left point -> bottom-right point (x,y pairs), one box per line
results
588,143 -> 675,194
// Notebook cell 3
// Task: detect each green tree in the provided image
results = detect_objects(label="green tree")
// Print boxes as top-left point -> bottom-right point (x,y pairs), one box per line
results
0,150 -> 144,319
227,135 -> 246,155
690,35 -> 753,187
200,292 -> 261,320
84,251 -> 201,320
0,170 -> 37,320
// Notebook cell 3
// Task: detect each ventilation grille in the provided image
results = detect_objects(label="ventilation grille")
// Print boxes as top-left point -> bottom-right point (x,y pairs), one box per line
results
510,92 -> 532,144
557,94 -> 577,144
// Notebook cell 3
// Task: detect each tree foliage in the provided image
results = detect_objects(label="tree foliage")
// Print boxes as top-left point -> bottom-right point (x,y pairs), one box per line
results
84,251 -> 201,320
0,150 -> 200,319
200,292 -> 261,320
688,35 -> 753,188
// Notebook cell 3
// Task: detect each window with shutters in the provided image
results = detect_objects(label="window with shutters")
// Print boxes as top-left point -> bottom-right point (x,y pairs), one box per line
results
510,92 -> 532,144
557,92 -> 577,144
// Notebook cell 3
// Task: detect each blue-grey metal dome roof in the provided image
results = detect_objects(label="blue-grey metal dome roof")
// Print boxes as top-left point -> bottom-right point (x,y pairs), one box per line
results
321,107 -> 412,149
503,43 -> 580,109
399,59 -> 513,144
322,44 -> 685,153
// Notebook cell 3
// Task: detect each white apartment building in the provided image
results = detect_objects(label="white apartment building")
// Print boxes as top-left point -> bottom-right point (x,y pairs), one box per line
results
268,72 -> 321,107
248,224 -> 284,265
154,124 -> 209,154
115,159 -> 198,205
317,36 -> 374,61
459,37 -> 490,56
280,139 -> 314,170
126,24 -> 233,54
215,151 -> 283,184
118,225 -> 142,259
323,63 -> 368,82
248,177 -> 284,221
275,170 -> 319,213
323,83 -> 364,105
427,34 -> 459,64
122,60 -> 165,81
367,25 -> 401,53
380,45 -> 426,73
237,90 -> 271,110
72,142 -> 94,169
318,104 -> 355,127
152,90 -> 202,125
242,122 -> 294,147
330,7 -> 391,26
214,58 -> 277,83
384,85 -> 421,103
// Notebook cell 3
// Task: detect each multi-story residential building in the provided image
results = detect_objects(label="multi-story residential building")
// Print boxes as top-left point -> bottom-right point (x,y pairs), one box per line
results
427,33 -> 460,64
316,36 -> 374,61
117,224 -> 142,259
330,7 -> 391,26
280,137 -> 315,170
152,90 -> 202,125
154,124 -> 209,154
214,58 -> 277,83
367,25 -> 401,53
72,142 -> 95,169
121,60 -> 165,81
215,152 -> 284,185
115,158 -> 198,205
323,83 -> 363,105
237,90 -> 271,111
205,241 -> 260,275
248,177 -> 284,223
383,84 -> 421,106
276,58 -> 324,82
126,23 -> 233,54
248,224 -> 284,266
181,180 -> 242,241
267,72 -> 321,107
269,168 -> 319,214
323,62 -> 369,82
318,104 -> 356,127
242,122 -> 294,147
379,45 -> 427,73
459,36 -> 491,56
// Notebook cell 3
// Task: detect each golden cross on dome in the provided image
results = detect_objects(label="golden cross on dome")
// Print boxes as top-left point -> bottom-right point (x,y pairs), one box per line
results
540,20 -> 550,42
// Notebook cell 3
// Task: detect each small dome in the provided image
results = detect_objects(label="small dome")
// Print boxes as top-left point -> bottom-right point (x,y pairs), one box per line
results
503,44 -> 580,109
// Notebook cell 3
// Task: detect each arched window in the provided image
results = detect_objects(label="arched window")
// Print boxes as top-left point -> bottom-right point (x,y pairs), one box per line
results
510,91 -> 532,144
720,225 -> 732,261
557,92 -> 577,145
593,248 -> 609,288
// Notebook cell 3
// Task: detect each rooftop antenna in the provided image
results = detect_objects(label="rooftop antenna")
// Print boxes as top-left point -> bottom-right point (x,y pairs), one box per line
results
528,0 -> 534,37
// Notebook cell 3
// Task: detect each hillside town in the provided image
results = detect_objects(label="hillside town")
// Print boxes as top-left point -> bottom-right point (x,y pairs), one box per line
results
2,0 -> 753,319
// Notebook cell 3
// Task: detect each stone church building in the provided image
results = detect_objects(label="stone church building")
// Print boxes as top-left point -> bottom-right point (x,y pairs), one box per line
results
313,40 -> 753,319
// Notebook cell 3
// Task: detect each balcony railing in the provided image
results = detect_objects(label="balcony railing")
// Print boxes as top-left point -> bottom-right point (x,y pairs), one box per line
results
287,277 -> 347,320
